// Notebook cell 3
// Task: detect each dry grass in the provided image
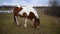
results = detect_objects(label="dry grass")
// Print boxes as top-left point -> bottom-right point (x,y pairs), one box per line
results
0,8 -> 60,34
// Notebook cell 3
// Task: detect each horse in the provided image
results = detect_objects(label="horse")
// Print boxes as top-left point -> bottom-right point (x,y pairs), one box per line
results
13,6 -> 40,28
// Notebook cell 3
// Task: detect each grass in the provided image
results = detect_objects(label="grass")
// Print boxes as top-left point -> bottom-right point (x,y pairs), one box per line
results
0,8 -> 60,34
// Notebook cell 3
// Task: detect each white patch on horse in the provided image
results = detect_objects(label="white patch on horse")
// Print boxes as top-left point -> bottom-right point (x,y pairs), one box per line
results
24,18 -> 28,27
15,16 -> 19,25
19,6 -> 39,18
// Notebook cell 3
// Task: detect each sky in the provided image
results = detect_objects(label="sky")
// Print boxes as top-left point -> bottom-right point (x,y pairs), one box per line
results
0,0 -> 60,6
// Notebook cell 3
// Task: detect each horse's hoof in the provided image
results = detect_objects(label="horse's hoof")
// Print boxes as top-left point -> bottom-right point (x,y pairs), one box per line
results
36,26 -> 40,29
17,24 -> 20,26
24,24 -> 27,28
24,26 -> 27,28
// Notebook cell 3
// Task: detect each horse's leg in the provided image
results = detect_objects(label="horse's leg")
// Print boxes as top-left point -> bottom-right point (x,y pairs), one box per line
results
24,18 -> 28,27
34,18 -> 40,28
14,15 -> 16,24
14,15 -> 19,25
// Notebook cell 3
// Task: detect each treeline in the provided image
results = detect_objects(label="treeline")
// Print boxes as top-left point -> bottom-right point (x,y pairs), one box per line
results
0,6 -> 14,10
43,6 -> 60,17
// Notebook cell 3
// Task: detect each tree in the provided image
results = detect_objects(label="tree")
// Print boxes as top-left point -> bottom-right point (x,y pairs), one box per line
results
49,0 -> 57,6
49,0 -> 60,16
44,0 -> 60,17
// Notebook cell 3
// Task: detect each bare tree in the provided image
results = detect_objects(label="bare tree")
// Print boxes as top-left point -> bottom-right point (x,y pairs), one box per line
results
44,0 -> 60,17
49,0 -> 57,6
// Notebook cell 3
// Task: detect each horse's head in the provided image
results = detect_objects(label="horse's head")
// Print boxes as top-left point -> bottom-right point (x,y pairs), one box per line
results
14,6 -> 23,12
19,7 -> 23,11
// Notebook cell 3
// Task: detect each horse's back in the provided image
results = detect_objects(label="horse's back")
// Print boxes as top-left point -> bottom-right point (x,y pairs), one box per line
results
19,6 -> 39,18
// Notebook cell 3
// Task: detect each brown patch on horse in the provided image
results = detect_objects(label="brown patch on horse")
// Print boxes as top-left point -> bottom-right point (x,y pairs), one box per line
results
28,12 -> 35,20
13,7 -> 23,16
19,12 -> 27,18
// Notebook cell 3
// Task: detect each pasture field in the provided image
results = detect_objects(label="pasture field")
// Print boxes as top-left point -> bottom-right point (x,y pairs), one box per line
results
0,8 -> 60,34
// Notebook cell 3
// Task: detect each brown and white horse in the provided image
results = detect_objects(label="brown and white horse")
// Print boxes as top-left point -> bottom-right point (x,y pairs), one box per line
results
13,6 -> 40,28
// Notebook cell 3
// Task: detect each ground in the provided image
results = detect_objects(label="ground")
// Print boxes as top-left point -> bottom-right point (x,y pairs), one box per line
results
0,8 -> 60,34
